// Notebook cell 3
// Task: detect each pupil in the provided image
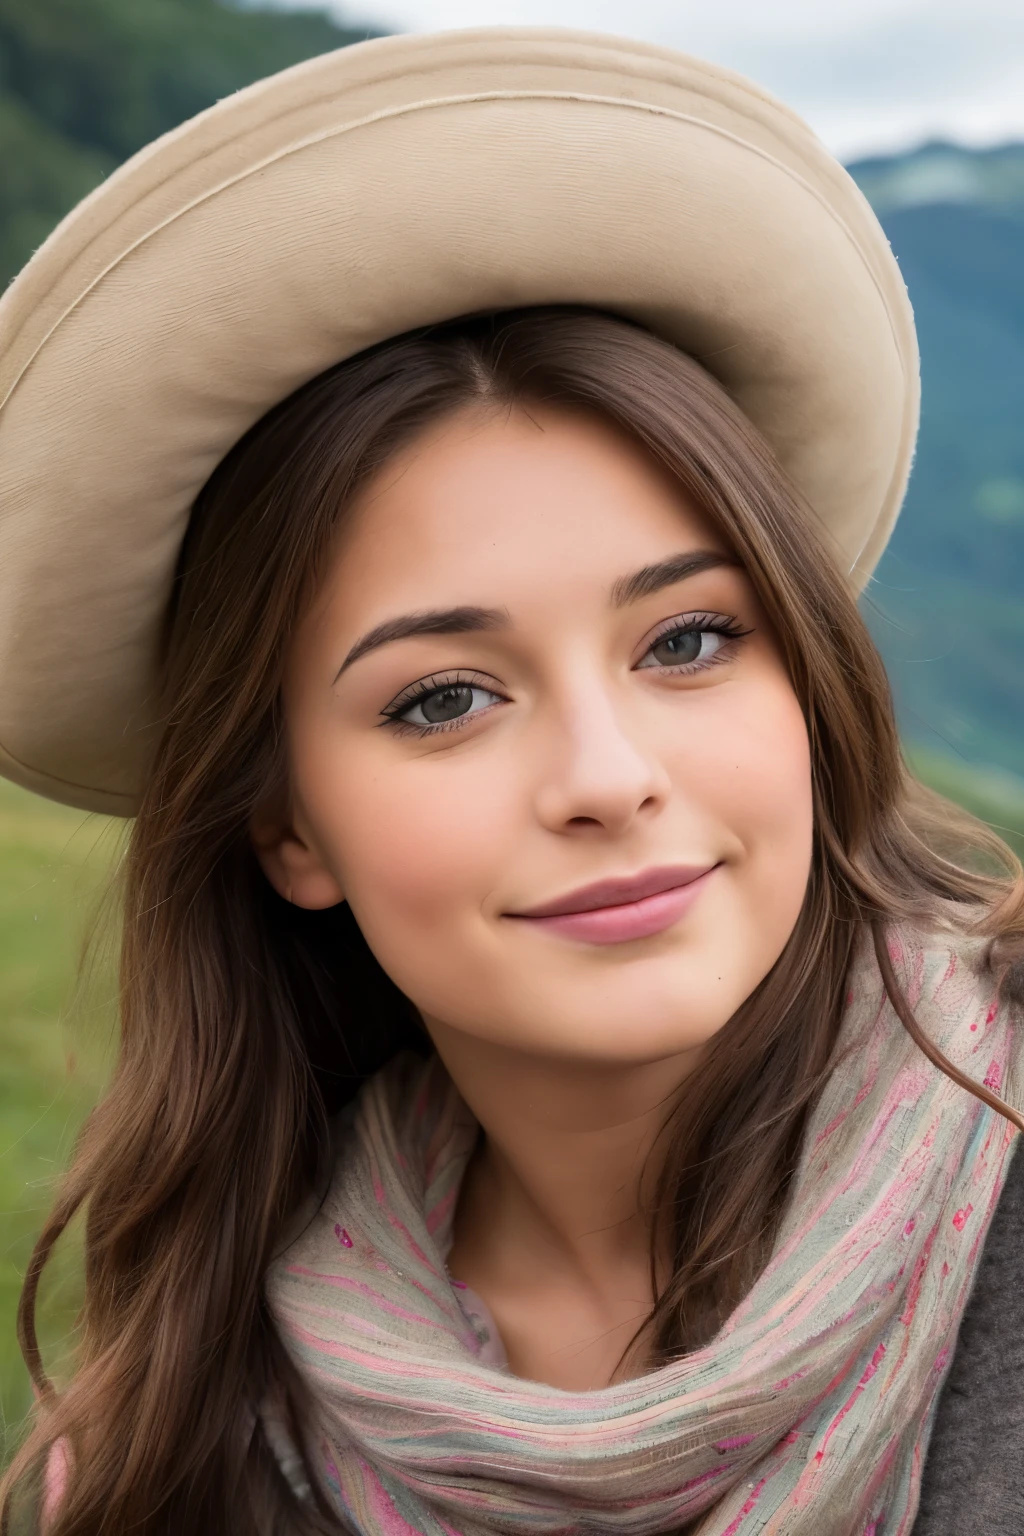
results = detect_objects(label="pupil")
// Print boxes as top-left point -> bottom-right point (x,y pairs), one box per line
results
421,685 -> 473,723
654,629 -> 701,665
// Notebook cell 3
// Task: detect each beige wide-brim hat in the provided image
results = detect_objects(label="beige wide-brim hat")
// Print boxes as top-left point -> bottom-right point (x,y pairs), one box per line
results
0,27 -> 918,817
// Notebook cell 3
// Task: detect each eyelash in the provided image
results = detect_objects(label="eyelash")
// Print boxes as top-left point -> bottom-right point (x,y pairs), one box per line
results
380,671 -> 503,738
641,611 -> 752,668
379,612 -> 753,738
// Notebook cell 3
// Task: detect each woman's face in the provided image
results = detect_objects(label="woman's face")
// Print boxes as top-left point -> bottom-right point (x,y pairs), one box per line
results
257,404 -> 814,1066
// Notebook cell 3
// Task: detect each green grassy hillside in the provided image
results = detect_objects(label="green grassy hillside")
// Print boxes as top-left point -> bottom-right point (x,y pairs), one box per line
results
0,782 -> 118,1459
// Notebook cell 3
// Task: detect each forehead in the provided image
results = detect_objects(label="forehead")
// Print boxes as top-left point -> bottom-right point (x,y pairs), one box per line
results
326,404 -> 727,615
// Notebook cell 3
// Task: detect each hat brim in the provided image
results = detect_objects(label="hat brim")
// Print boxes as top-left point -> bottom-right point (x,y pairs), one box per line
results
0,27 -> 918,814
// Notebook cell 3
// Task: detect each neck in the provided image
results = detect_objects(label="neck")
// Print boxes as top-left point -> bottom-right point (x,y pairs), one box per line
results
428,1021 -> 704,1305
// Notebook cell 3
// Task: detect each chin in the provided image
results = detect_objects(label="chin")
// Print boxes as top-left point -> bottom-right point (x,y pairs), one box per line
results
492,987 -> 735,1066
586,960 -> 750,1040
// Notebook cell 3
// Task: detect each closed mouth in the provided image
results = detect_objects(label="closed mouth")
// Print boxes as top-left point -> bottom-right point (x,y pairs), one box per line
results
509,864 -> 719,920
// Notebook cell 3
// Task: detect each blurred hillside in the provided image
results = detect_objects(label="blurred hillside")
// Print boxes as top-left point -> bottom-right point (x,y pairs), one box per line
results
0,780 -> 118,1453
0,0 -> 1021,785
848,143 -> 1024,780
0,0 -> 378,284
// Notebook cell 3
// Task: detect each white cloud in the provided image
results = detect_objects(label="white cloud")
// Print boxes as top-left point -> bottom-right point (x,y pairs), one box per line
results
297,0 -> 1024,159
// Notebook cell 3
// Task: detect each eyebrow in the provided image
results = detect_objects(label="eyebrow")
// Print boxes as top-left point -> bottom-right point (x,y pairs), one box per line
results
611,550 -> 737,607
335,605 -> 507,678
335,549 -> 736,679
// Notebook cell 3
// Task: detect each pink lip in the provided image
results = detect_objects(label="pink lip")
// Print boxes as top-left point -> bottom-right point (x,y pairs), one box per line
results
508,864 -> 718,946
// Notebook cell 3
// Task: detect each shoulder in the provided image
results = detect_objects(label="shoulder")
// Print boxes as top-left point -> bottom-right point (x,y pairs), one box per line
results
916,1133 -> 1024,1533
902,904 -> 1024,1532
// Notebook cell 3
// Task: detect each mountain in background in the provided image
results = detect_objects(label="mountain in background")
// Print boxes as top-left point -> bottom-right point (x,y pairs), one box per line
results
0,2 -> 1021,787
847,142 -> 1024,780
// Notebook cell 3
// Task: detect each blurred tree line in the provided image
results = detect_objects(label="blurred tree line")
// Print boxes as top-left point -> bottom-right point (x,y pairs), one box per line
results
0,0 -> 378,287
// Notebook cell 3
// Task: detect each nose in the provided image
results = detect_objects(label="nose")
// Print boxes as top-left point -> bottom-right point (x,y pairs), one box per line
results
532,680 -> 671,837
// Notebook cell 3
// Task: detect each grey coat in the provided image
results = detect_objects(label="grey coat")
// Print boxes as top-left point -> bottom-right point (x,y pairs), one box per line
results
915,1134 -> 1024,1531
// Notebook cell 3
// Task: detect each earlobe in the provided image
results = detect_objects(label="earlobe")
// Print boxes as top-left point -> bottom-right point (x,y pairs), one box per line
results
249,799 -> 345,911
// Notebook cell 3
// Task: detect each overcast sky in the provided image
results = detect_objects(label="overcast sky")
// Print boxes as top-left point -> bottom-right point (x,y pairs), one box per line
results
295,0 -> 1024,161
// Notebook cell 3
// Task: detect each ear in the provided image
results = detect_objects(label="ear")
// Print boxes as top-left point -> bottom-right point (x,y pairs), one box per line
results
249,791 -> 345,911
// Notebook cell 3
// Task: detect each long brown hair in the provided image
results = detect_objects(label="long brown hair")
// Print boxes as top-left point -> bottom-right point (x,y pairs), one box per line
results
4,308 -> 1023,1535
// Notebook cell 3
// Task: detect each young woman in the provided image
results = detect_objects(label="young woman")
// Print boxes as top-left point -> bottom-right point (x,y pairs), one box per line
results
0,28 -> 1021,1536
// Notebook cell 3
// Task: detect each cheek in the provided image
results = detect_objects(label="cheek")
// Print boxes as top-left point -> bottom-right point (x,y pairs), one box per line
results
685,673 -> 814,933
302,744 -> 518,993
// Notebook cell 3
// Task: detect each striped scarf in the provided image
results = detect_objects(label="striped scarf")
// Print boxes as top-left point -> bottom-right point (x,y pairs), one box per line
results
267,925 -> 1021,1535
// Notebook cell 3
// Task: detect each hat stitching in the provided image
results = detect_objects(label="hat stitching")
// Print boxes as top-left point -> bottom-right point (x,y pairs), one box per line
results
83,27 -> 818,164
0,31 -> 857,371
0,89 -> 911,424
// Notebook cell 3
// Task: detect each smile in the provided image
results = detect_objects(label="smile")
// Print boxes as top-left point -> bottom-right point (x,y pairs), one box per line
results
507,864 -> 718,945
